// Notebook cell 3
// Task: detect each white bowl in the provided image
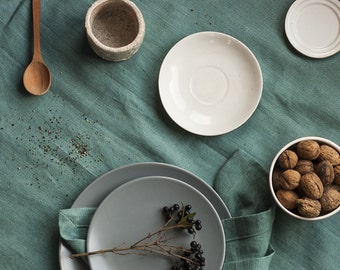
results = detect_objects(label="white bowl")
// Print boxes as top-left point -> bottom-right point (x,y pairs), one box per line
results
85,0 -> 145,61
269,136 -> 340,221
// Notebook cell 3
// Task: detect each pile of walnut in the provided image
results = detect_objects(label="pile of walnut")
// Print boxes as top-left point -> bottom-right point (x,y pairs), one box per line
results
273,140 -> 340,218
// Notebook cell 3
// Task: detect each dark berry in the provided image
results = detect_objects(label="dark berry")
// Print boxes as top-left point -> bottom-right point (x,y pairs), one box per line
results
185,204 -> 192,211
187,227 -> 195,234
195,253 -> 202,260
199,256 -> 206,266
195,223 -> 202,231
173,203 -> 180,210
182,262 -> 192,270
190,241 -> 197,248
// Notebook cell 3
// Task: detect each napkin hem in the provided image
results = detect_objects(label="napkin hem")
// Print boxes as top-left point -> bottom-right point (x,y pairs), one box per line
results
223,207 -> 276,242
223,245 -> 275,270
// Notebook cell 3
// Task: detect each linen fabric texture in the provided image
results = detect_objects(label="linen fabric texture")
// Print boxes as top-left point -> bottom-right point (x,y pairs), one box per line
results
1,0 -> 339,269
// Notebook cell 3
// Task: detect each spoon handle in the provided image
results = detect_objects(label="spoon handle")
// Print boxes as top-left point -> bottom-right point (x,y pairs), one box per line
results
32,0 -> 43,62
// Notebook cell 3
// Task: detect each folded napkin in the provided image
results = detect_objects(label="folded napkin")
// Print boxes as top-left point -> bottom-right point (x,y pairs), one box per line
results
214,150 -> 275,269
59,207 -> 96,261
59,149 -> 275,269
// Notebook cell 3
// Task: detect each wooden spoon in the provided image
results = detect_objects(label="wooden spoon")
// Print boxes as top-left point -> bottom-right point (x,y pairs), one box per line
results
23,0 -> 51,95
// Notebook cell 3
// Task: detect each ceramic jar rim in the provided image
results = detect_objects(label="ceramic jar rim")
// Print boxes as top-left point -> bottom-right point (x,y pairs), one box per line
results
85,0 -> 145,53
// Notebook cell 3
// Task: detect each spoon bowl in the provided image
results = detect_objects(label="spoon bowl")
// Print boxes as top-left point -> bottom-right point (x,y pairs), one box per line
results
23,60 -> 51,95
23,0 -> 51,95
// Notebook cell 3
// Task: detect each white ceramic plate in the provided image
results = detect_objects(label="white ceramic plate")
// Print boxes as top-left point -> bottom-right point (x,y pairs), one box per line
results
87,176 -> 225,270
59,162 -> 230,270
159,31 -> 263,136
285,0 -> 340,58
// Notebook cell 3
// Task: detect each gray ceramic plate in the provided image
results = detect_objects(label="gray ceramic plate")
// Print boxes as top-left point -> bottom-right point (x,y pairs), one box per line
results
59,162 -> 231,270
87,176 -> 225,270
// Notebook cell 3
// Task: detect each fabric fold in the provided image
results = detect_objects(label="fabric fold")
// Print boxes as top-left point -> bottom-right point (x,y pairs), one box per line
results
214,149 -> 273,216
222,207 -> 276,264
223,245 -> 275,270
59,207 -> 96,256
215,149 -> 276,269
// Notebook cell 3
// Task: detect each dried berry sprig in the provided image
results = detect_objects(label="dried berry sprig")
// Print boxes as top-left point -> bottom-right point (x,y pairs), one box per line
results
70,203 -> 204,269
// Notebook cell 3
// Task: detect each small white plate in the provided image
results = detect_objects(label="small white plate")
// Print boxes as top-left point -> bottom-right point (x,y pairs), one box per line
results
87,176 -> 225,270
285,0 -> 340,58
159,31 -> 263,136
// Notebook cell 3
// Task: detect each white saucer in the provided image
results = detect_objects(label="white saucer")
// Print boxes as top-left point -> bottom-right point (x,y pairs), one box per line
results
87,176 -> 225,270
285,0 -> 340,58
159,31 -> 263,136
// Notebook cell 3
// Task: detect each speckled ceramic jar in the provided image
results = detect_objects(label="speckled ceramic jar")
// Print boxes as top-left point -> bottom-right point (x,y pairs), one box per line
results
85,0 -> 145,62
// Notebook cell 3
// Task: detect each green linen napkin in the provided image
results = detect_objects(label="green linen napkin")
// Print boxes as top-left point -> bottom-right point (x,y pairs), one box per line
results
214,150 -> 276,269
59,207 -> 96,259
59,149 -> 275,269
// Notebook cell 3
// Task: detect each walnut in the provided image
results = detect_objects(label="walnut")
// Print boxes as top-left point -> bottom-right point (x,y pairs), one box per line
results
296,140 -> 320,160
300,172 -> 324,199
276,189 -> 299,210
318,144 -> 340,166
278,150 -> 298,169
272,168 -> 283,190
324,184 -> 340,193
296,197 -> 321,217
294,159 -> 314,175
316,160 -> 334,186
280,169 -> 301,190
334,165 -> 340,185
320,189 -> 340,212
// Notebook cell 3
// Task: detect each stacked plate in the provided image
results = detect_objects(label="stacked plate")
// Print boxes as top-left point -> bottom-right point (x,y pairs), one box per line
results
59,162 -> 230,270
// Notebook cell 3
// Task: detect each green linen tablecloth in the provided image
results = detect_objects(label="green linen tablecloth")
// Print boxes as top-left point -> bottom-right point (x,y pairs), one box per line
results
0,0 -> 339,269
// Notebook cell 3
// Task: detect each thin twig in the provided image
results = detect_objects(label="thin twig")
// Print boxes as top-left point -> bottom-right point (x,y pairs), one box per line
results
70,206 -> 201,268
